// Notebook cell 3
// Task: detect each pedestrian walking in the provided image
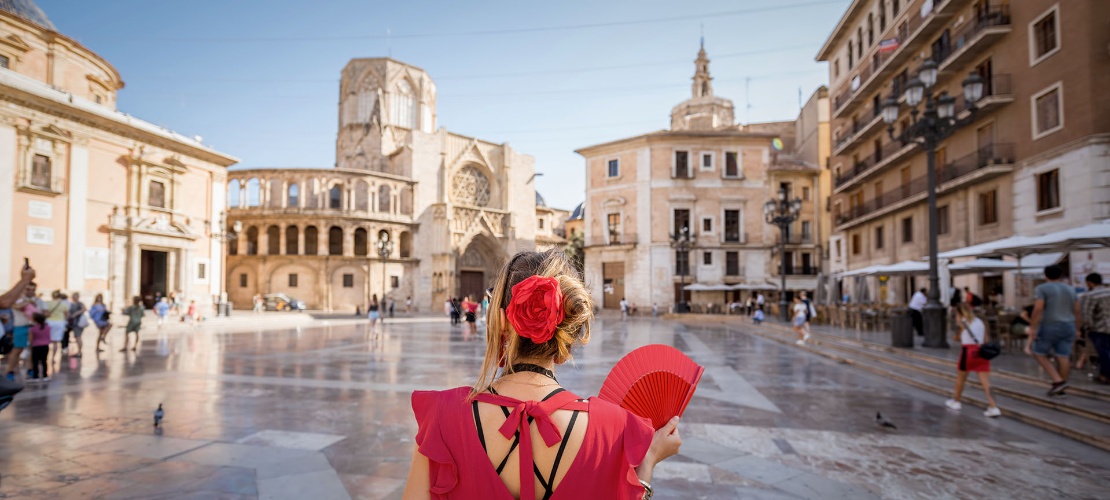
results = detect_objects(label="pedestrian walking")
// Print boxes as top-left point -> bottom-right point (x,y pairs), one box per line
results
909,288 -> 927,336
121,296 -> 143,352
619,297 -> 629,319
67,292 -> 88,358
449,298 -> 461,325
389,297 -> 395,318
28,312 -> 51,382
43,291 -> 69,363
800,291 -> 815,337
2,265 -> 36,382
462,295 -> 479,336
756,292 -> 766,312
946,303 -> 1001,417
1026,265 -> 1080,396
406,296 -> 412,314
89,294 -> 112,353
792,296 -> 810,345
368,294 -> 381,326
1080,273 -> 1110,385
155,297 -> 170,326
252,294 -> 263,314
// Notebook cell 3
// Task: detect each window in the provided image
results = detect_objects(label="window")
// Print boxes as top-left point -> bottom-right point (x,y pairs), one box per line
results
267,225 -> 280,255
1030,7 -> 1059,65
700,152 -> 713,171
836,239 -> 842,259
724,152 -> 740,178
726,252 -> 740,276
538,218 -> 544,229
0,55 -> 8,69
148,181 -> 166,208
1032,83 -> 1063,139
848,41 -> 854,69
607,213 -> 621,244
879,3 -> 886,31
1037,169 -> 1060,212
938,205 -> 950,235
304,226 -> 318,255
702,217 -> 712,233
724,210 -> 740,242
391,80 -> 417,129
607,159 -> 619,178
979,190 -> 998,225
875,226 -> 885,249
874,181 -> 884,201
833,59 -> 840,79
285,226 -> 299,254
289,274 -> 298,287
892,0 -> 899,16
675,250 -> 690,276
851,233 -> 861,255
703,252 -> 712,266
901,216 -> 913,243
288,183 -> 299,207
673,209 -> 691,234
674,151 -> 690,178
801,221 -> 812,242
239,274 -> 247,287
354,228 -> 368,256
802,187 -> 810,200
329,185 -> 342,209
197,262 -> 207,280
868,13 -> 874,46
30,154 -> 51,189
391,276 -> 400,288
343,274 -> 354,288
328,226 -> 343,255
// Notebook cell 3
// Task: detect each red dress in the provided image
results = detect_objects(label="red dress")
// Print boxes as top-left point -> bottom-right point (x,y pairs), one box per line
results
411,386 -> 653,500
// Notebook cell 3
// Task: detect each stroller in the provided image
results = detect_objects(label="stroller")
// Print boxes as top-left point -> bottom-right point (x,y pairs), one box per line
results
0,377 -> 22,413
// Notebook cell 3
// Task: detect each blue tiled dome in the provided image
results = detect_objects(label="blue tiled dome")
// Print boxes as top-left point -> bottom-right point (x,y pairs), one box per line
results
568,202 -> 584,221
535,191 -> 547,208
0,0 -> 55,30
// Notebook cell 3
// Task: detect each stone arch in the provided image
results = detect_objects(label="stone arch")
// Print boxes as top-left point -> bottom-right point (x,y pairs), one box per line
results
285,225 -> 299,255
245,226 -> 259,255
266,225 -> 280,255
378,184 -> 391,212
399,231 -> 412,258
304,225 -> 319,255
328,226 -> 344,256
355,180 -> 370,211
246,178 -> 261,207
228,179 -> 241,208
354,227 -> 368,256
287,182 -> 299,208
455,232 -> 506,302
400,186 -> 413,215
328,184 -> 342,210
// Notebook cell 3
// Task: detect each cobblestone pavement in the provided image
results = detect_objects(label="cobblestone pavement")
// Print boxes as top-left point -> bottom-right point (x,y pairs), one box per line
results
1,315 -> 1106,499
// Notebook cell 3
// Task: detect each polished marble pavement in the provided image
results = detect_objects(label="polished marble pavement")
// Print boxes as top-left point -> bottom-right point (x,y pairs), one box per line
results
0,315 -> 1106,499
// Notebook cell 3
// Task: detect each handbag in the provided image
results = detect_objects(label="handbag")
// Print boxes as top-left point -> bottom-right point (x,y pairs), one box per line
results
0,332 -> 12,355
77,313 -> 89,329
962,319 -> 1001,360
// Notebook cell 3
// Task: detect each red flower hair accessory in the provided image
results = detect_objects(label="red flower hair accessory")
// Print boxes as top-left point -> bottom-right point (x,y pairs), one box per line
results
506,275 -> 565,344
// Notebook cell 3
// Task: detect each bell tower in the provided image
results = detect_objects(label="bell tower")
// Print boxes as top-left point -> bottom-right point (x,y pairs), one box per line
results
692,37 -> 713,99
670,40 -> 735,131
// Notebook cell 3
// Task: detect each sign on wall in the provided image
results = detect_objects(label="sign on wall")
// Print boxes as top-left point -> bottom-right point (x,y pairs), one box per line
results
27,226 -> 53,245
85,248 -> 109,280
28,200 -> 52,219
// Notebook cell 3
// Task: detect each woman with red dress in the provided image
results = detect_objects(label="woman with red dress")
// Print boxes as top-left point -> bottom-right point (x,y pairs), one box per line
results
404,249 -> 682,499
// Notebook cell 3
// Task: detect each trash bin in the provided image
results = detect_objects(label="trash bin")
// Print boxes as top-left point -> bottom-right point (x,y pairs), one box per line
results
891,307 -> 914,348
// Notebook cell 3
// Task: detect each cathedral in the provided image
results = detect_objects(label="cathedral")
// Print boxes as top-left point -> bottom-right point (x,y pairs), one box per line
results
226,58 -> 558,312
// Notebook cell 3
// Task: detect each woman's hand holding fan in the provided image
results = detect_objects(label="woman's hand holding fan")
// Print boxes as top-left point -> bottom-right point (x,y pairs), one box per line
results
598,344 -> 704,429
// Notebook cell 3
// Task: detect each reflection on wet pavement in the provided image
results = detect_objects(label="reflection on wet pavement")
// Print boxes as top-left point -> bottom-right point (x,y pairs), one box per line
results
1,316 -> 1106,498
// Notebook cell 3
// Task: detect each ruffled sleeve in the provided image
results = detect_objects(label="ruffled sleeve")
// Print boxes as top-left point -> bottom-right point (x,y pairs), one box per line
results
622,410 -> 654,488
411,390 -> 459,497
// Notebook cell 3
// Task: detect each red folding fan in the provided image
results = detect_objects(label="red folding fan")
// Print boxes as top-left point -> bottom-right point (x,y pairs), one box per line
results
598,344 -> 704,429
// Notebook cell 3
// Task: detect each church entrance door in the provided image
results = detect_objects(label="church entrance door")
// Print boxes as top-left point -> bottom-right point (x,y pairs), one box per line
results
460,271 -> 485,302
140,250 -> 169,309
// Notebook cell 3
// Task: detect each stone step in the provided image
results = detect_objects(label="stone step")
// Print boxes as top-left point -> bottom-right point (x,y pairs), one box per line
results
742,323 -> 1110,452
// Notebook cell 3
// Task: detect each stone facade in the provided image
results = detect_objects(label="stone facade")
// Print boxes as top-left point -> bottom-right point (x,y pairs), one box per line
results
0,3 -> 237,311
226,58 -> 542,312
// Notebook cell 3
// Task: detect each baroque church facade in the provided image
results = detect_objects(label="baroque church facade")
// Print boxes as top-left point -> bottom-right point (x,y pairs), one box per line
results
226,58 -> 546,312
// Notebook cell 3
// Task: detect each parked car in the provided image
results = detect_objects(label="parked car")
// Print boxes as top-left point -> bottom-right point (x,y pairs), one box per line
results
263,293 -> 306,312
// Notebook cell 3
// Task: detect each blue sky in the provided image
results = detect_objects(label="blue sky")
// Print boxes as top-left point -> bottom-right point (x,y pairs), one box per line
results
38,0 -> 848,210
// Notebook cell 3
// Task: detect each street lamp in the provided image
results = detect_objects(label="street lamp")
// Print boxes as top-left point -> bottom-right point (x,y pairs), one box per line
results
210,211 -> 242,317
764,186 -> 802,322
669,226 -> 693,313
376,230 -> 394,321
881,62 -> 985,348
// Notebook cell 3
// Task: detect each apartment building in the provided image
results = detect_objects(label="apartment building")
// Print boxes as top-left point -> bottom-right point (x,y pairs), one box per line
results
818,0 -> 1110,302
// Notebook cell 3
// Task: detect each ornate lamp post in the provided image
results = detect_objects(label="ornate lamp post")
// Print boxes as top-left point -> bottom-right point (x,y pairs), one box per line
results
669,226 -> 693,313
881,59 -> 984,348
376,231 -> 394,321
211,211 -> 242,317
764,187 -> 802,322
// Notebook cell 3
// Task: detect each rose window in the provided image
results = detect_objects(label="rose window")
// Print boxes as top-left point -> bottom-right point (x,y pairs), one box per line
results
451,166 -> 491,207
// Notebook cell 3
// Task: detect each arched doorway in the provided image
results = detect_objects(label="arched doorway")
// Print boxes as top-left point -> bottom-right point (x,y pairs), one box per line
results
456,234 -> 505,303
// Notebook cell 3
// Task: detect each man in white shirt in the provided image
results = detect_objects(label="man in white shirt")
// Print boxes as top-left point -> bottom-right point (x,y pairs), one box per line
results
756,293 -> 765,312
619,297 -> 629,319
909,288 -> 927,336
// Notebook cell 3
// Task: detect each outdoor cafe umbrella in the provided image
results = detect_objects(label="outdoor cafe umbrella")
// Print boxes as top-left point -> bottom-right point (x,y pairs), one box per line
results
989,220 -> 1110,255
871,260 -> 930,276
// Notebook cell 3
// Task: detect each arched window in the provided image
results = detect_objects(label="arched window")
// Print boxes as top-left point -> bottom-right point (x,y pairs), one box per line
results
391,79 -> 417,129
355,180 -> 370,211
400,187 -> 413,215
246,226 -> 259,255
269,180 -> 282,208
378,229 -> 390,244
228,230 -> 239,255
287,183 -> 299,207
399,231 -> 412,258
378,185 -> 391,212
329,185 -> 342,209
354,228 -> 368,256
329,226 -> 344,256
304,226 -> 318,255
228,179 -> 241,208
267,225 -> 280,255
285,225 -> 299,255
246,178 -> 261,207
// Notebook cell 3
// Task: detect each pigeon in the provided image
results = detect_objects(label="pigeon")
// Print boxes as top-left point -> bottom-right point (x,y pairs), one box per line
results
875,412 -> 897,430
154,403 -> 164,427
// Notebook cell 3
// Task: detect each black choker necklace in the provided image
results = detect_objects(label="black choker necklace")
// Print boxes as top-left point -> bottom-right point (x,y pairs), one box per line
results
509,363 -> 557,382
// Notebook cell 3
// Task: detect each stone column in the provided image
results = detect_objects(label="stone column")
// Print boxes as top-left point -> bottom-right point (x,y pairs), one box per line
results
259,227 -> 269,256
279,224 -> 287,255
296,225 -> 304,255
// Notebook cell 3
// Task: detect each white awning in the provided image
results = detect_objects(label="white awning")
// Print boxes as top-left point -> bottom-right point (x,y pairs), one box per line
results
991,221 -> 1110,255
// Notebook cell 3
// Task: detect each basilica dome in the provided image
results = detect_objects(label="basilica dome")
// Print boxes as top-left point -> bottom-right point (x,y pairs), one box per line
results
0,0 -> 55,30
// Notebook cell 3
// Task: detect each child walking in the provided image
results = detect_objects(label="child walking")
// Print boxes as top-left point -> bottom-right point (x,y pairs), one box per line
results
29,313 -> 51,382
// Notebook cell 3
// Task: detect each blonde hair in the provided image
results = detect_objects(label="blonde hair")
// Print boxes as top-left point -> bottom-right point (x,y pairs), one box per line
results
955,302 -> 974,320
469,249 -> 594,399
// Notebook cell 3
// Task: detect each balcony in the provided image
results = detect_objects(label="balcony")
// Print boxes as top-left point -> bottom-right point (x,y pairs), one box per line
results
721,231 -> 749,245
835,142 -> 1014,229
832,0 -> 958,119
834,139 -> 916,191
780,266 -> 819,276
777,234 -> 815,246
589,232 -> 638,248
833,101 -> 885,156
959,73 -> 1013,116
935,5 -> 1012,73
